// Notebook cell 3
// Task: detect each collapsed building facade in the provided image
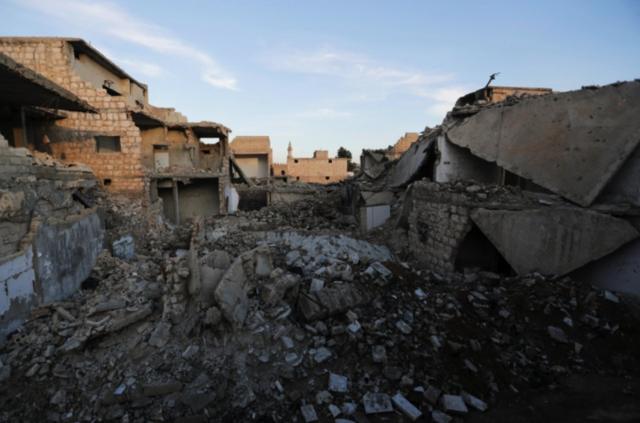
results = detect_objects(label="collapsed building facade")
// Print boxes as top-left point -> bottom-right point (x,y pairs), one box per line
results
355,81 -> 640,295
0,38 -> 236,225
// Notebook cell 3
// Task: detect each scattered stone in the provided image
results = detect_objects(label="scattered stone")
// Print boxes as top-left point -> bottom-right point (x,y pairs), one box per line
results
341,402 -> 357,415
309,278 -> 325,293
328,373 -> 348,393
281,335 -> 294,349
314,347 -> 332,363
462,392 -> 488,412
432,410 -> 453,423
392,393 -> 422,421
328,403 -> 341,417
372,345 -> 387,363
441,394 -> 468,414
548,325 -> 569,343
300,404 -> 318,422
362,392 -> 393,414
148,321 -> 171,348
395,320 -> 412,334
316,390 -> 333,404
424,385 -> 442,405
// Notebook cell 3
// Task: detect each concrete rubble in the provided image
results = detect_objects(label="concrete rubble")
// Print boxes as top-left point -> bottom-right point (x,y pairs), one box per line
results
1,35 -> 640,422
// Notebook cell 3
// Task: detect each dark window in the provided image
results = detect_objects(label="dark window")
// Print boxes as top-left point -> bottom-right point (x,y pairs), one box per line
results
281,170 -> 286,175
325,176 -> 330,180
96,136 -> 121,152
294,159 -> 299,163
328,159 -> 333,163
201,149 -> 211,155
103,178 -> 112,186
296,176 -> 300,181
153,144 -> 169,151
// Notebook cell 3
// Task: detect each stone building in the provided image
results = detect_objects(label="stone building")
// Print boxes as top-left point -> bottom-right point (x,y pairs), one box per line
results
0,37 -> 234,223
230,135 -> 272,179
0,52 -> 103,344
275,143 -> 349,184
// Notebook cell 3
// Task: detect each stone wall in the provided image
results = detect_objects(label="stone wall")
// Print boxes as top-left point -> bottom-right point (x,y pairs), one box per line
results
0,138 -> 104,344
285,156 -> 349,184
0,39 -> 145,194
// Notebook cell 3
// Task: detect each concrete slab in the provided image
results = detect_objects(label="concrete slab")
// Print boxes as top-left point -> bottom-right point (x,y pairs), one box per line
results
389,136 -> 434,187
447,81 -> 640,206
470,207 -> 639,275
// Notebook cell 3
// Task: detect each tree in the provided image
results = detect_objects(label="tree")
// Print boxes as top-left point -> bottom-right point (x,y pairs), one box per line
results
337,146 -> 352,160
337,147 -> 356,171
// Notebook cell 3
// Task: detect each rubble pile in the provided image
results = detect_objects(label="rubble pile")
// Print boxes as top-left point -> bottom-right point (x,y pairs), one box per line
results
1,193 -> 639,422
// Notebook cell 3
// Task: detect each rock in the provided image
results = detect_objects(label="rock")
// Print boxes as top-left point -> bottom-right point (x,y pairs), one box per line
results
372,345 -> 387,363
309,278 -> 325,293
200,265 -> 224,304
548,325 -> 569,343
395,320 -> 412,334
112,235 -> 135,260
362,392 -> 393,414
261,269 -> 300,306
342,402 -> 357,415
424,385 -> 442,405
316,390 -> 333,404
298,283 -> 370,321
441,394 -> 468,414
300,404 -> 318,422
432,410 -> 453,423
148,321 -> 171,348
214,258 -> 249,327
203,306 -> 222,326
314,347 -> 332,363
0,360 -> 11,383
462,392 -> 488,412
329,403 -> 341,417
203,250 -> 231,270
392,393 -> 422,421
254,247 -> 273,278
328,373 -> 348,393
281,336 -> 294,349
182,345 -> 200,359
364,262 -> 392,280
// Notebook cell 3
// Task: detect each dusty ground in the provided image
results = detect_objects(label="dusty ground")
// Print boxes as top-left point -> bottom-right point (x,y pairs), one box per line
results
1,196 -> 639,423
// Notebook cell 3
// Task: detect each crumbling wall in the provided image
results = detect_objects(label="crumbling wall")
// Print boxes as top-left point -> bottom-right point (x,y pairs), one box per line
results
0,138 -> 104,344
434,135 -> 501,184
0,39 -> 144,194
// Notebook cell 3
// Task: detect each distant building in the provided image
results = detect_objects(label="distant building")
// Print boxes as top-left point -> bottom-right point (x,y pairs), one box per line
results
387,132 -> 420,160
230,135 -> 272,179
275,143 -> 349,184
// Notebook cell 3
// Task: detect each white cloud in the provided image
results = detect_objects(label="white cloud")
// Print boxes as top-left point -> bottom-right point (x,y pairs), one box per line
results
296,108 -> 352,119
267,46 -> 452,96
422,86 -> 470,118
16,0 -> 237,90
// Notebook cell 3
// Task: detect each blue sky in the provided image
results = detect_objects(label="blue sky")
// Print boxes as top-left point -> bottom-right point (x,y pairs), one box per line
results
2,0 -> 639,161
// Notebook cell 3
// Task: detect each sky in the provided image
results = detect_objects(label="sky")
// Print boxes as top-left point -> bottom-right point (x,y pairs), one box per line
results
2,1 -> 639,162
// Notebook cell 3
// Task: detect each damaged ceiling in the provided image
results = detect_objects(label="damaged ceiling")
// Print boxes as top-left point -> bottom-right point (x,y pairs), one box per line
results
447,81 -> 640,206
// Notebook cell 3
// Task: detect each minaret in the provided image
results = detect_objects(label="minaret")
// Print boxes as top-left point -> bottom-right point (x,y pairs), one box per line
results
287,142 -> 293,159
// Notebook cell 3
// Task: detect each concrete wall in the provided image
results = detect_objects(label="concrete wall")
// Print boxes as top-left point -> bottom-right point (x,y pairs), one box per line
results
235,154 -> 269,178
598,145 -> 640,206
33,211 -> 104,303
177,179 -> 220,224
435,135 -> 501,184
285,156 -> 349,184
0,247 -> 36,344
359,205 -> 391,232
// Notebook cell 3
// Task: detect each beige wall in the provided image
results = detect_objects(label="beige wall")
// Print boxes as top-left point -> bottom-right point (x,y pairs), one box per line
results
0,39 -> 145,194
286,156 -> 348,184
236,154 -> 269,178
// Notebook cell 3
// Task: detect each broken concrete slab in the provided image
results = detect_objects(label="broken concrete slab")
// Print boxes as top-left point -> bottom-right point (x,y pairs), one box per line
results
297,283 -> 371,321
471,207 -> 639,275
392,393 -> 422,421
362,392 -> 393,414
389,136 -> 435,188
447,81 -> 640,206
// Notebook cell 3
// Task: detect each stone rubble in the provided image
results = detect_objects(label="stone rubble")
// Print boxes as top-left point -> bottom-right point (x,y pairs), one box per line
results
0,193 -> 639,422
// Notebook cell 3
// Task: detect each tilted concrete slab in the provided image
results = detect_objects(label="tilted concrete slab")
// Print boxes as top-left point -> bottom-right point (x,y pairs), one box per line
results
447,81 -> 640,206
389,136 -> 434,187
470,207 -> 639,276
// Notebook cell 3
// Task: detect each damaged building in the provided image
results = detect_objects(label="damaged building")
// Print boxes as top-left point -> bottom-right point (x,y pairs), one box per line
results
356,81 -> 640,295
0,37 -> 237,225
0,51 -> 103,344
274,142 -> 349,184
